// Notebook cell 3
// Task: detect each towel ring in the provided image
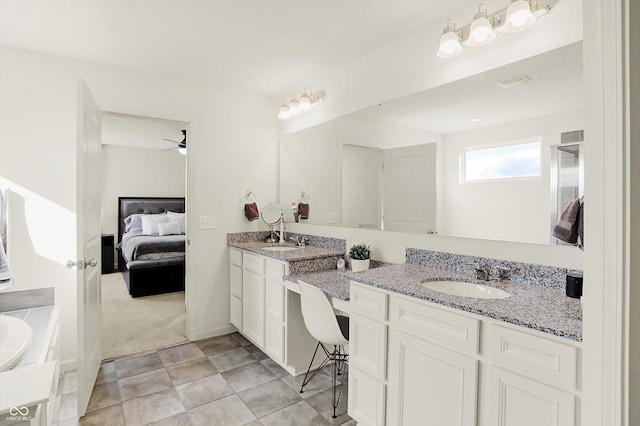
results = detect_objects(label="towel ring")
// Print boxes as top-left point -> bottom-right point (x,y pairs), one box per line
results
244,190 -> 257,203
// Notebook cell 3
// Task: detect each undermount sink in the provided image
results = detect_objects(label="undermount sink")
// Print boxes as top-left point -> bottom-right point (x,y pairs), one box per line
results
0,315 -> 33,371
422,280 -> 511,299
261,246 -> 301,252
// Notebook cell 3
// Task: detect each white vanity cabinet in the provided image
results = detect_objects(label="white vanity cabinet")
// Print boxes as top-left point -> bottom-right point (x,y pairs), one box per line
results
229,249 -> 288,364
348,282 -> 582,426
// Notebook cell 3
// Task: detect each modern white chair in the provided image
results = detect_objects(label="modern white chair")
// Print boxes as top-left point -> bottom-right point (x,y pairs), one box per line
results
298,281 -> 349,419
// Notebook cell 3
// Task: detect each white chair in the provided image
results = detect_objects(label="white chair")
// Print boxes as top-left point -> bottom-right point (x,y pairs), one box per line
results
298,281 -> 349,419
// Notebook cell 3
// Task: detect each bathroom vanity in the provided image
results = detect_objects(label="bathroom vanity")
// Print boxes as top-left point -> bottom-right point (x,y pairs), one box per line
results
0,292 -> 61,426
227,233 -> 583,426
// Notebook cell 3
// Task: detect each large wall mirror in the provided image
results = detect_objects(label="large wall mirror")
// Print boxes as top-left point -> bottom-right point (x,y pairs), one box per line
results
280,41 -> 583,245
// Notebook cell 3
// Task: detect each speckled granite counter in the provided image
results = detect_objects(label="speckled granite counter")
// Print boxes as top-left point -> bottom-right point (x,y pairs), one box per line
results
228,240 -> 344,263
286,269 -> 351,301
344,263 -> 583,342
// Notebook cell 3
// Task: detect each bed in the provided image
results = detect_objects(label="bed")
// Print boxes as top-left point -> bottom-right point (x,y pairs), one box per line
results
116,196 -> 186,297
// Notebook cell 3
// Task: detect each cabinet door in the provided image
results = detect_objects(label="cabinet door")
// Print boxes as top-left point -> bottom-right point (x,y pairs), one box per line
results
230,263 -> 243,298
350,314 -> 387,380
489,367 -> 576,426
230,295 -> 243,330
349,366 -> 386,426
242,269 -> 265,346
265,279 -> 284,322
387,330 -> 478,426
265,318 -> 285,363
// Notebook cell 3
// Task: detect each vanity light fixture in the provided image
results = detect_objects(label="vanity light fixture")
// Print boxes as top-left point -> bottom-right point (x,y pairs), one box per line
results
277,89 -> 326,120
437,0 -> 559,58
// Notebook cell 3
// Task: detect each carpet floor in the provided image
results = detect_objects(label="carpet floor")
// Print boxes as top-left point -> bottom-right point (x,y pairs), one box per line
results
101,272 -> 186,360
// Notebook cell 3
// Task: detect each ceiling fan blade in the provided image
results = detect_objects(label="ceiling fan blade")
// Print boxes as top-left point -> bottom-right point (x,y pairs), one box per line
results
162,138 -> 180,144
161,147 -> 178,152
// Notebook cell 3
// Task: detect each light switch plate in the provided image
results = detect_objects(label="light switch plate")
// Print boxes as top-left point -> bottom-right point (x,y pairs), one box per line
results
199,215 -> 217,229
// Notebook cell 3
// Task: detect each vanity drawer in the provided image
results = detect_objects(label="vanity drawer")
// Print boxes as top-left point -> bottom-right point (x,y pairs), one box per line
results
230,264 -> 243,298
350,283 -> 388,321
266,258 -> 286,282
489,324 -> 578,390
243,252 -> 264,274
230,248 -> 243,266
389,296 -> 480,355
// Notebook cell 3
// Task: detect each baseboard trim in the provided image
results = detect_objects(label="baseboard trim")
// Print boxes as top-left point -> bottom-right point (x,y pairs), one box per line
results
60,358 -> 77,373
194,324 -> 237,341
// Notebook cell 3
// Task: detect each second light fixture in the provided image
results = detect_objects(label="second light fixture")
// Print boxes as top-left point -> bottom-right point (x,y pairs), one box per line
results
278,89 -> 326,120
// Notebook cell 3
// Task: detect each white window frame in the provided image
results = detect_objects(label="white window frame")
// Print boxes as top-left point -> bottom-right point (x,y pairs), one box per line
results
460,137 -> 542,184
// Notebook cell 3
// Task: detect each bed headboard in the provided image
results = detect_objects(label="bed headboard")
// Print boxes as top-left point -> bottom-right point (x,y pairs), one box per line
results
117,196 -> 185,243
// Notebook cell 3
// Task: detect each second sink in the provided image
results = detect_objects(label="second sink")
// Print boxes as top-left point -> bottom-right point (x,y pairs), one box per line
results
261,246 -> 300,252
422,280 -> 511,299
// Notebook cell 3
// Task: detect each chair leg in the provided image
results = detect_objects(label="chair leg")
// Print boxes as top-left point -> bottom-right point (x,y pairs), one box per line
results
300,342 -> 331,394
332,345 -> 349,419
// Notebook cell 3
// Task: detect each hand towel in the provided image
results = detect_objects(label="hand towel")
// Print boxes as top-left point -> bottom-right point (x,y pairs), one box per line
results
552,198 -> 581,244
298,203 -> 309,219
244,202 -> 259,221
577,199 -> 584,250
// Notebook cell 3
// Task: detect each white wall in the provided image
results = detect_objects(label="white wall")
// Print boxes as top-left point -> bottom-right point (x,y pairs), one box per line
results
100,145 -> 186,247
439,110 -> 584,244
0,44 -> 278,367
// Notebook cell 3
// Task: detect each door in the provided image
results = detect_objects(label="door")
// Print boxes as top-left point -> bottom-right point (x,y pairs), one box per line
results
75,80 -> 102,416
382,143 -> 437,233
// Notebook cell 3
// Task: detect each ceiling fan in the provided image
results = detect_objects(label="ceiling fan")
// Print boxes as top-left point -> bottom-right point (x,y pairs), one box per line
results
162,129 -> 187,155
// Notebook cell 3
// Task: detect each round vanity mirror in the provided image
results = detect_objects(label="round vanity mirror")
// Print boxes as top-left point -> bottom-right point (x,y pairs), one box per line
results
261,202 -> 283,226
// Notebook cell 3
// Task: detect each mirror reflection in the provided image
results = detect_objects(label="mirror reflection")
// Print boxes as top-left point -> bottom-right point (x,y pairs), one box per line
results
280,42 -> 583,245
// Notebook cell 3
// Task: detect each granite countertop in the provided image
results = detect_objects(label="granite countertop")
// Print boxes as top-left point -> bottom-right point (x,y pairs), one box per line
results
344,263 -> 583,342
286,269 -> 351,301
229,240 -> 344,262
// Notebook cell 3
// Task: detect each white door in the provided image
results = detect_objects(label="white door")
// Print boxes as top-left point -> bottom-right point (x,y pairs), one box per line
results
75,80 -> 102,416
382,144 -> 437,233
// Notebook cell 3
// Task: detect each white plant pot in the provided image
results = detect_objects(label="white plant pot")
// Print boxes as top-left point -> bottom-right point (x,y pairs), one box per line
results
351,258 -> 370,272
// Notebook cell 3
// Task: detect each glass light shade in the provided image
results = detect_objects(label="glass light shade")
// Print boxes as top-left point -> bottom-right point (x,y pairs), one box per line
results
299,94 -> 311,111
289,99 -> 301,116
277,105 -> 291,120
437,31 -> 463,58
504,0 -> 536,32
311,90 -> 326,107
178,147 -> 187,155
467,16 -> 495,46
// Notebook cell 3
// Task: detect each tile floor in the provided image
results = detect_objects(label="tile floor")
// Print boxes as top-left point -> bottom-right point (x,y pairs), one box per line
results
52,333 -> 353,425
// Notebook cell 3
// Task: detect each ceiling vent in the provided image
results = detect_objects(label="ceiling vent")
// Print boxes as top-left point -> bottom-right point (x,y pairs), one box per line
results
496,74 -> 532,89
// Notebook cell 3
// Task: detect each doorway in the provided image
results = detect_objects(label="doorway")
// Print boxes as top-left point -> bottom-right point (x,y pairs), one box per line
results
99,112 -> 188,359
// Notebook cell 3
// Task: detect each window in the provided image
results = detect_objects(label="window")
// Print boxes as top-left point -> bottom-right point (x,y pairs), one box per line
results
462,139 -> 541,182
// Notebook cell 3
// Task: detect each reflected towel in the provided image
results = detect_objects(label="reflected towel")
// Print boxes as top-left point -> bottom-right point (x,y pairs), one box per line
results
298,203 -> 309,219
577,198 -> 584,250
552,198 -> 581,244
244,202 -> 259,221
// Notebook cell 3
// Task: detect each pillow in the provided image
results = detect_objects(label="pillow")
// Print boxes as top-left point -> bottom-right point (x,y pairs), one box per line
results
166,211 -> 186,234
158,221 -> 181,236
124,213 -> 146,234
141,214 -> 169,235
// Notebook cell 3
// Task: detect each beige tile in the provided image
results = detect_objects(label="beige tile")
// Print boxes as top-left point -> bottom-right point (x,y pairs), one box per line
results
175,374 -> 235,410
305,386 -> 350,424
158,342 -> 205,367
260,358 -> 290,378
281,368 -> 335,399
95,362 -> 117,385
118,369 -> 172,401
208,347 -> 256,372
239,379 -> 301,418
229,332 -> 252,346
166,357 -> 219,386
114,351 -> 164,379
259,400 -> 330,426
149,412 -> 192,426
122,388 -> 185,425
196,334 -> 240,355
79,404 -> 125,426
86,381 -> 121,413
222,362 -> 277,393
187,394 -> 256,426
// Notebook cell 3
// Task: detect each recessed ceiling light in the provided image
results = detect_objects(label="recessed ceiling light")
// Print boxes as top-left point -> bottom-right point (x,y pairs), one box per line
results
496,74 -> 532,89
471,118 -> 481,122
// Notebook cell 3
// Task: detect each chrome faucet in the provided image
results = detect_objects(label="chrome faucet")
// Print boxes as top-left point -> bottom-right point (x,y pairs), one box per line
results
289,235 -> 308,247
467,262 -> 513,282
467,262 -> 490,281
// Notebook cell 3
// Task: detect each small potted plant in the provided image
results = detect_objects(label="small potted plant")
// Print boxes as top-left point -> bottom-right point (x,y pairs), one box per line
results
349,243 -> 371,272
